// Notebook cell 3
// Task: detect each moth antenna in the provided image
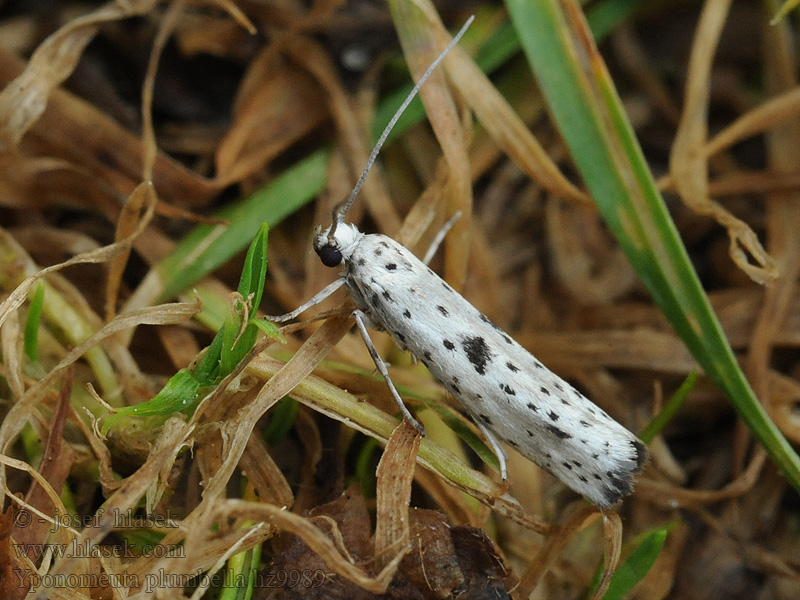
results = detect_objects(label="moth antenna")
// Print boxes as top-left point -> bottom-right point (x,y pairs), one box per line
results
328,15 -> 474,241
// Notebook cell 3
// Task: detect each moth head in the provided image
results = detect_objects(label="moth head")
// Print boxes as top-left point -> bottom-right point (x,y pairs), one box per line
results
313,222 -> 361,268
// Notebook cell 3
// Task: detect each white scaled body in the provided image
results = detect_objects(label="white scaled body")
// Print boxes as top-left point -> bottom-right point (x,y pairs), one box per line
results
316,222 -> 646,508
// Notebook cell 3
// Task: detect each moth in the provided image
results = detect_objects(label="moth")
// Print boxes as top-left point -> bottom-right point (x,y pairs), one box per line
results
271,17 -> 646,508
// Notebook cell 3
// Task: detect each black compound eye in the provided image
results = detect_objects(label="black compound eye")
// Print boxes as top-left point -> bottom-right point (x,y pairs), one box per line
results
317,244 -> 342,267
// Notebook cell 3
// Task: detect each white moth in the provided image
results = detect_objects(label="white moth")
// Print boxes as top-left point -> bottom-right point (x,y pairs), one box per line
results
272,17 -> 646,508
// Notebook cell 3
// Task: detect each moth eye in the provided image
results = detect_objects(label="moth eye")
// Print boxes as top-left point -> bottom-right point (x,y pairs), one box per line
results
317,244 -> 343,267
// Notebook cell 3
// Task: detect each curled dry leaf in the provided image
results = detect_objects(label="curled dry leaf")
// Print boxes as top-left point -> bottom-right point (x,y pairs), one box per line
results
669,0 -> 777,285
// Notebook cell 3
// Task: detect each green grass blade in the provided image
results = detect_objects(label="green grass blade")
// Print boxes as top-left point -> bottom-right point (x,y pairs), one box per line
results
23,282 -> 45,362
592,526 -> 668,600
639,373 -> 697,444
505,0 -> 800,493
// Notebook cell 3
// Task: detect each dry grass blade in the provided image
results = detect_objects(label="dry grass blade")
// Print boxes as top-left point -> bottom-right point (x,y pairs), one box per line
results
389,0 -> 474,286
517,505 -> 600,597
589,511 -> 623,600
446,43 -> 587,204
373,421 -> 421,570
0,185 -> 156,329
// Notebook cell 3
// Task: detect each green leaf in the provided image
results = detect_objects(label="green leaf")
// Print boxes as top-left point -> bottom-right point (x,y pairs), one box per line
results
23,282 -> 45,362
193,328 -> 225,384
104,368 -> 200,430
249,317 -> 282,340
354,437 -> 381,498
238,223 -> 269,309
592,526 -> 668,600
639,372 -> 697,444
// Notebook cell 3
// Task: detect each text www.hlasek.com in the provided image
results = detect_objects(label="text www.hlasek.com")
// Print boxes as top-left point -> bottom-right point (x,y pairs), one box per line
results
13,538 -> 184,560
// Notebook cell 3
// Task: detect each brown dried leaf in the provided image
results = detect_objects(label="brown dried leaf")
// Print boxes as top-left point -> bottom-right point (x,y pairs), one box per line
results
545,197 -> 637,304
0,48 -> 216,207
216,59 -> 327,184
19,368 -> 77,546
448,525 -> 516,599
0,0 -> 160,151
444,34 -> 587,204
199,313 -> 353,502
400,508 -> 465,597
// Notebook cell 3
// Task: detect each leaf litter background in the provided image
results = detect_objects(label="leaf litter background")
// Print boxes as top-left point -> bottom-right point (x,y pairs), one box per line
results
1,0 -> 800,599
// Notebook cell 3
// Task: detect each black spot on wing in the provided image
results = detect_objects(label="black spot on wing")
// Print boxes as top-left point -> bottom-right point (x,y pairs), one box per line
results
527,402 -> 539,412
437,305 -> 449,316
357,258 -> 366,266
506,362 -> 519,372
461,336 -> 491,375
385,263 -> 397,271
545,424 -> 572,439
403,309 -> 412,318
500,383 -> 515,396
479,414 -> 492,425
547,410 -> 559,421
443,339 -> 455,350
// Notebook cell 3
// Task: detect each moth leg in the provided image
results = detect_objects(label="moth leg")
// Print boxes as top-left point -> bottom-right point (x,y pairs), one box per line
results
474,419 -> 508,480
265,278 -> 346,323
352,309 -> 426,435
421,211 -> 462,266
